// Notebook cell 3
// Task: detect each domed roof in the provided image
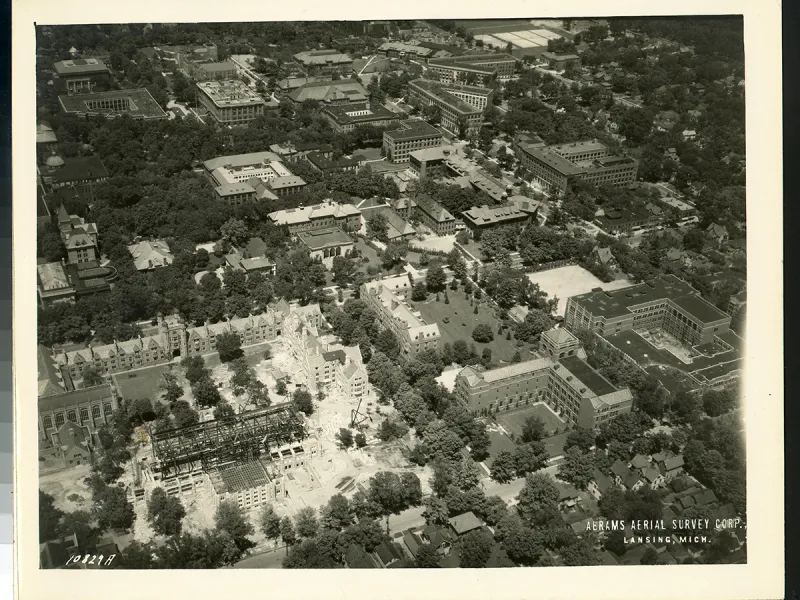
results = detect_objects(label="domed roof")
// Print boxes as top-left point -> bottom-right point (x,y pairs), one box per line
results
45,153 -> 64,168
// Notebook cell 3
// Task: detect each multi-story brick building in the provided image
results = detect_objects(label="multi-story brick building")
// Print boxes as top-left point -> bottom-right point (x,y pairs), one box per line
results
205,151 -> 307,204
322,101 -> 400,133
297,227 -> 354,261
408,79 -> 492,136
564,275 -> 731,347
56,204 -> 98,265
453,350 -> 632,429
460,203 -> 533,240
382,119 -> 444,164
41,154 -> 109,201
408,146 -> 453,178
196,80 -> 265,126
517,140 -> 638,196
361,275 -> 441,356
293,49 -> 354,76
52,58 -> 111,95
412,193 -> 457,235
540,51 -> 581,71
427,53 -> 516,84
268,200 -> 362,234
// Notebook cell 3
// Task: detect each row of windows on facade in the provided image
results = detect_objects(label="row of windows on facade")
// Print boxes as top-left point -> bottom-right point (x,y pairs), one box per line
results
42,403 -> 113,429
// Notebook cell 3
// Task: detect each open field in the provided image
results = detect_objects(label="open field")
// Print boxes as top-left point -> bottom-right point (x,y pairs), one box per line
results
412,290 -> 535,363
527,265 -> 634,317
113,364 -> 170,402
409,234 -> 456,254
495,403 -> 567,439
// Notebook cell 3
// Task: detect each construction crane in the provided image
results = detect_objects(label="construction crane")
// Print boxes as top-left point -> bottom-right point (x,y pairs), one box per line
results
349,396 -> 372,429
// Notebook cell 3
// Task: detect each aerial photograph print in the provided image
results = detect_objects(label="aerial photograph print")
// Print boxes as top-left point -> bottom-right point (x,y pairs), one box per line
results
34,17 -> 749,570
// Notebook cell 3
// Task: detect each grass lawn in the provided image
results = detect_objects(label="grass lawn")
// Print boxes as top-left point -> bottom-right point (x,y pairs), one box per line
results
484,428 -> 518,467
413,290 -> 531,362
113,364 -> 170,402
353,239 -> 384,276
496,403 -> 567,439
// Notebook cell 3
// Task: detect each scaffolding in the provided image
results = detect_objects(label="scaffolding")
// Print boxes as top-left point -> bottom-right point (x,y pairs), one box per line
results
150,404 -> 307,477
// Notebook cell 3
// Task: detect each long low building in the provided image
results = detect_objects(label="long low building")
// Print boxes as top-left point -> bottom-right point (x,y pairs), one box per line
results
59,88 -> 168,120
427,52 -> 516,84
454,328 -> 632,429
361,275 -> 441,356
322,101 -> 400,133
461,203 -> 534,239
297,227 -> 354,260
517,139 -> 638,196
267,200 -> 362,234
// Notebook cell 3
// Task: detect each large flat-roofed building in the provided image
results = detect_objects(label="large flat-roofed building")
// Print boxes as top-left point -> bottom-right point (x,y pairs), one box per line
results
378,42 -> 435,60
322,102 -> 400,133
454,353 -> 632,429
52,58 -> 111,95
59,88 -> 168,120
427,53 -> 516,84
412,193 -> 457,235
297,227 -> 354,261
517,140 -> 638,195
461,203 -> 533,239
564,275 -> 731,347
196,80 -> 265,126
185,60 -> 237,81
408,79 -> 492,136
361,275 -> 441,356
383,119 -> 443,163
41,155 -> 109,201
293,49 -> 354,75
268,200 -> 362,234
204,151 -> 306,204
593,203 -> 665,235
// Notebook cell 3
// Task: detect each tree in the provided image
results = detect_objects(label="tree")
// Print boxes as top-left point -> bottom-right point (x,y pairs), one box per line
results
259,504 -> 282,542
214,500 -> 255,553
366,213 -> 390,243
367,471 -> 407,516
521,416 -> 546,443
280,516 -> 296,547
414,543 -> 441,568
459,529 -> 494,568
514,309 -> 553,342
516,472 -> 559,523
216,331 -> 243,362
469,422 -> 491,462
96,486 -> 136,532
220,217 -> 249,247
491,450 -> 517,483
182,355 -> 208,385
423,421 -> 465,463
294,506 -> 319,539
499,516 -> 544,566
640,547 -> 659,565
400,472 -> 423,506
422,495 -> 450,526
275,379 -> 288,395
425,263 -> 447,291
320,494 -> 354,531
513,441 -> 549,476
192,377 -> 221,408
81,365 -> 105,387
39,490 -> 64,542
283,538 -> 338,569
411,281 -> 428,301
471,323 -> 494,343
172,400 -> 199,428
147,487 -> 186,537
292,389 -> 314,416
337,428 -> 354,448
160,370 -> 183,404
558,447 -> 596,490
354,432 -> 367,448
213,401 -> 235,421
565,427 -> 595,452
59,510 -> 100,550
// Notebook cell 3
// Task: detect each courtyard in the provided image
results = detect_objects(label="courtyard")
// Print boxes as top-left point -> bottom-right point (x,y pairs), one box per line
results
495,402 -> 567,440
412,289 -> 537,363
113,364 -> 171,403
526,265 -> 634,317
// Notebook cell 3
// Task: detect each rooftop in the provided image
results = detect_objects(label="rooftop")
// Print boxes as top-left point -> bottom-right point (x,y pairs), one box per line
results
409,145 -> 453,163
196,80 -> 265,107
409,79 -> 486,115
288,79 -> 368,104
323,102 -> 398,125
462,203 -> 527,226
59,88 -> 167,120
294,49 -> 353,66
448,511 -> 483,535
268,201 -> 361,226
53,58 -> 108,75
45,155 -> 109,184
569,274 -> 730,324
204,151 -> 282,172
297,227 -> 353,251
557,355 -> 618,396
37,262 -> 70,291
384,119 -> 443,141
127,240 -> 174,271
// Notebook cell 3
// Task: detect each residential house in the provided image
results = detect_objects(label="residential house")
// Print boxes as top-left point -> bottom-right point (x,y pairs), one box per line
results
693,489 -> 718,507
372,541 -> 407,568
40,533 -> 80,569
588,468 -> 614,500
420,525 -> 455,555
557,483 -> 582,510
345,544 -> 379,568
448,512 -> 483,537
610,460 -> 631,486
706,223 -> 729,247
658,455 -> 685,481
642,467 -> 665,489
595,246 -> 614,266
127,240 -> 174,271
629,454 -> 650,470
682,129 -> 697,142
224,251 -> 277,276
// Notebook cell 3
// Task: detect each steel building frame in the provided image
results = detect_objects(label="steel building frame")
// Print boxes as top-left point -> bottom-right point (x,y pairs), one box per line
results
151,405 -> 307,476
